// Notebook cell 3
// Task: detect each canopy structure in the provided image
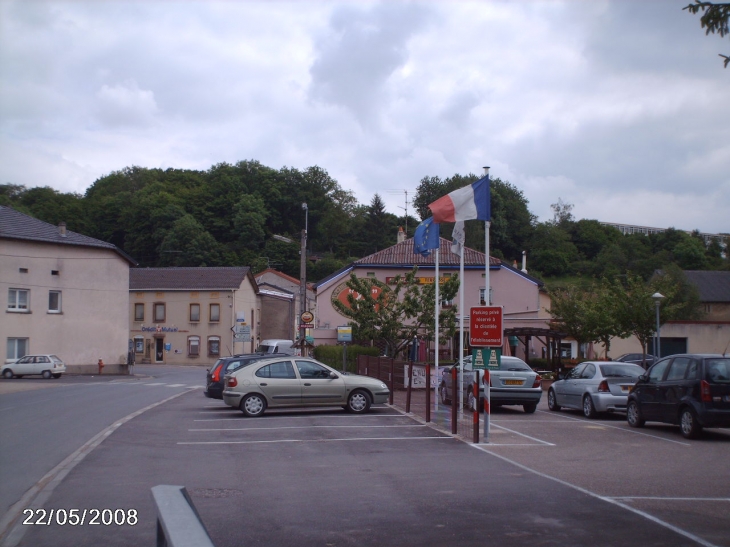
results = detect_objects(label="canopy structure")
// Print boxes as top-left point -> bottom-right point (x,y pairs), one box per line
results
504,327 -> 567,370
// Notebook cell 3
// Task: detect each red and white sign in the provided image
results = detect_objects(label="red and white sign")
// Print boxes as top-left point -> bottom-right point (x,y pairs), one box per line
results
469,306 -> 503,347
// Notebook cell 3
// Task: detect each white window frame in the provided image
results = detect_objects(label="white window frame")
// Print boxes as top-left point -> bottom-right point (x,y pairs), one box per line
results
154,303 -> 166,322
188,336 -> 200,356
7,338 -> 28,360
48,290 -> 62,313
8,288 -> 30,312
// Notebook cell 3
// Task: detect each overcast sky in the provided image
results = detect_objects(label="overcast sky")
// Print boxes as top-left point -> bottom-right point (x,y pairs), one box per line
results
1,0 -> 728,234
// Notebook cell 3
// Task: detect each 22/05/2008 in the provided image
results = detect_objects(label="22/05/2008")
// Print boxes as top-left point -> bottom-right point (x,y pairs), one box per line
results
22,508 -> 138,526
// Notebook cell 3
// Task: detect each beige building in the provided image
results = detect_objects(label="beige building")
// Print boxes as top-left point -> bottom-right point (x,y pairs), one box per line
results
129,267 -> 261,364
1,206 -> 135,366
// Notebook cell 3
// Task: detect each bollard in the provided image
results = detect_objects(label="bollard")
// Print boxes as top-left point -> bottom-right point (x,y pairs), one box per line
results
97,358 -> 104,375
473,380 -> 479,444
151,485 -> 215,547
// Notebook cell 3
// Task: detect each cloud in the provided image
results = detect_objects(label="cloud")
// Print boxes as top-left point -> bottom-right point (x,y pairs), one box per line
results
95,80 -> 158,128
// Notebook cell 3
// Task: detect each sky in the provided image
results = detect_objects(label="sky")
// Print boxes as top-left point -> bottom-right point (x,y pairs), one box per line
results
1,0 -> 728,234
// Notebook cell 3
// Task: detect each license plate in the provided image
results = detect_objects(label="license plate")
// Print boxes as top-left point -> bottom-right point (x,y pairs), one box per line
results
620,385 -> 631,392
504,379 -> 523,386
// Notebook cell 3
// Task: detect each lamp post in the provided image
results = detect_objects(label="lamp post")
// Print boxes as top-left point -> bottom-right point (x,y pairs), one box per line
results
652,292 -> 664,359
300,203 -> 308,345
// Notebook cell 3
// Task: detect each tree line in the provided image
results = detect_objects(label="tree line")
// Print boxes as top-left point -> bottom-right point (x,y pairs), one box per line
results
1,161 -> 727,288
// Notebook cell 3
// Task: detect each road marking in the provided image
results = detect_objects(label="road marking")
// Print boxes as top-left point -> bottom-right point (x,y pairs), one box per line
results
178,436 -> 454,445
535,410 -> 692,446
193,413 -> 405,421
609,496 -> 730,502
484,423 -> 555,446
189,424 -> 428,431
470,444 -> 720,547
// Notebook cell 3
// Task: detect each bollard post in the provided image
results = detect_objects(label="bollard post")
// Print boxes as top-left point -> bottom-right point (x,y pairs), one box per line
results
473,380 -> 479,444
97,358 -> 104,375
483,370 -> 491,442
425,364 -> 431,423
451,366 -> 457,434
406,362 -> 413,413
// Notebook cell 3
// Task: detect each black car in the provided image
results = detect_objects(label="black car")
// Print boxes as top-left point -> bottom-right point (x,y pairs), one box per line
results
204,354 -> 289,399
615,353 -> 656,368
627,353 -> 730,439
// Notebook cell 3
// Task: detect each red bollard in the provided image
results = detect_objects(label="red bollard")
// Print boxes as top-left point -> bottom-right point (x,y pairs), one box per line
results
98,358 -> 104,375
473,381 -> 479,444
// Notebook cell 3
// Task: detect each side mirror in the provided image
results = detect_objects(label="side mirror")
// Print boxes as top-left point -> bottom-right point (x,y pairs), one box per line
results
329,371 -> 338,379
638,374 -> 648,382
557,371 -> 567,380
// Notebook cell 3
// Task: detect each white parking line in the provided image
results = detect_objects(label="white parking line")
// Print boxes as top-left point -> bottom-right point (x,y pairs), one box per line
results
487,423 -> 555,446
609,496 -> 730,502
471,444 -> 720,547
193,413 -> 405,421
535,410 -> 692,446
178,436 -> 454,445
189,425 -> 428,431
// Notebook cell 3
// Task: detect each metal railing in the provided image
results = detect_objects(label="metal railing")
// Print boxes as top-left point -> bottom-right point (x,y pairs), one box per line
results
151,485 -> 215,547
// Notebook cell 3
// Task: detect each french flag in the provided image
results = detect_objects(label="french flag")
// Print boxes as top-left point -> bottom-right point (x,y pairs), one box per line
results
428,175 -> 490,223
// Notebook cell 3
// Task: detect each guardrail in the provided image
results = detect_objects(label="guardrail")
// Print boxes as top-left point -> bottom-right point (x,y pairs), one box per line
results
151,485 -> 215,547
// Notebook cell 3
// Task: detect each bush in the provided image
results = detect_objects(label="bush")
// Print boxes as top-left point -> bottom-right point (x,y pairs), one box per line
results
313,344 -> 380,373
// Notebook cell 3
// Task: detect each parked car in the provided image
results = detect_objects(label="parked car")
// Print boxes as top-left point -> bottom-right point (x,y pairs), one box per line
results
205,353 -> 290,399
547,361 -> 644,418
256,339 -> 295,356
615,353 -> 656,368
627,354 -> 730,439
439,355 -> 542,413
222,357 -> 390,417
1,355 -> 66,379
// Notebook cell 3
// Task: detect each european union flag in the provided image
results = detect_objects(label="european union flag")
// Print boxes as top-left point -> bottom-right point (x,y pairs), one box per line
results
413,217 -> 440,256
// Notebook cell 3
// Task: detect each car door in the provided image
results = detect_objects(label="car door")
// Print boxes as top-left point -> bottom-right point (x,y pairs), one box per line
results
13,356 -> 33,375
36,355 -> 51,374
660,357 -> 692,423
296,360 -> 346,405
636,358 -> 671,421
252,360 -> 301,407
556,364 -> 585,409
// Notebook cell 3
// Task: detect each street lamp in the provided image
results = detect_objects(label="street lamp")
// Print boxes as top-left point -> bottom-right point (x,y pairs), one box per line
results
652,292 -> 665,359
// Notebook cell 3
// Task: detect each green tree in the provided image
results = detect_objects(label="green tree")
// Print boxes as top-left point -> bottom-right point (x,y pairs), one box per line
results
233,194 -> 268,251
159,215 -> 225,267
684,1 -> 730,67
529,223 -> 580,277
332,268 -> 459,357
547,284 -> 603,358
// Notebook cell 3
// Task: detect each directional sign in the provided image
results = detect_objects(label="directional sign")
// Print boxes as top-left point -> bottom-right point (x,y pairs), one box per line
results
469,306 -> 503,347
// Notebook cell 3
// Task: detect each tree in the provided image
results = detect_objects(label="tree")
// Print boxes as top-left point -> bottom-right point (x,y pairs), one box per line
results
332,268 -> 459,357
547,284 -> 603,358
684,1 -> 730,67
550,198 -> 574,228
159,215 -> 225,267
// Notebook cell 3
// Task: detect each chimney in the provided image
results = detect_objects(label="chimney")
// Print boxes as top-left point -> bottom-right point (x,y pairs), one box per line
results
483,166 -> 490,177
58,222 -> 67,238
397,226 -> 405,243
521,250 -> 527,273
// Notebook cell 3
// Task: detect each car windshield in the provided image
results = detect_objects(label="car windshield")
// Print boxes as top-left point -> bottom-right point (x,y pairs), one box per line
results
705,358 -> 730,383
499,358 -> 531,371
599,364 -> 644,378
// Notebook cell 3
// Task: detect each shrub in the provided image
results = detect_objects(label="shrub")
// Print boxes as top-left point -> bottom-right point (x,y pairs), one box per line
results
313,344 -> 380,373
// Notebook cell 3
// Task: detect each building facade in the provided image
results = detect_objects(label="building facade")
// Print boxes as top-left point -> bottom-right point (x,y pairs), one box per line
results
1,206 -> 135,366
129,267 -> 260,365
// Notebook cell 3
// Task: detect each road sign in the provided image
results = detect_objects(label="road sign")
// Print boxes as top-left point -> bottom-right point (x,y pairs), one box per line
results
235,325 -> 251,335
469,306 -> 503,347
472,348 -> 501,370
337,326 -> 352,343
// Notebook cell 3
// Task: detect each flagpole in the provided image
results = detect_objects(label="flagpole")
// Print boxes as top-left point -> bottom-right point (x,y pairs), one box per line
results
434,246 -> 439,412
483,166 -> 491,442
459,235 -> 464,418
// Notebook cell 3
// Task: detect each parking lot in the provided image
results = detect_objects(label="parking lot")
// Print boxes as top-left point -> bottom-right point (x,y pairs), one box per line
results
12,387 -> 730,547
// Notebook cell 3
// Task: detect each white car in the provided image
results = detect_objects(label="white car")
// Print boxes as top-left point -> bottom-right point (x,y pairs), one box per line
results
1,355 -> 66,379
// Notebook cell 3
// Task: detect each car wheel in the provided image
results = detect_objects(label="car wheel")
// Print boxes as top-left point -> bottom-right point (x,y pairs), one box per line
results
627,400 -> 645,428
547,388 -> 561,411
523,403 -> 537,414
2,369 -> 14,379
679,407 -> 702,439
240,394 -> 266,417
582,395 -> 597,419
42,370 -> 52,379
52,374 -> 62,379
347,390 -> 371,414
439,384 -> 451,405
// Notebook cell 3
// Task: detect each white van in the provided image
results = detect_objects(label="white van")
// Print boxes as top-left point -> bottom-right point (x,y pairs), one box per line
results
256,339 -> 295,356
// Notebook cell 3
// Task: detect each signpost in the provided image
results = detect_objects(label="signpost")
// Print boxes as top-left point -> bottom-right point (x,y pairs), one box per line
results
470,306 -> 503,443
337,326 -> 353,372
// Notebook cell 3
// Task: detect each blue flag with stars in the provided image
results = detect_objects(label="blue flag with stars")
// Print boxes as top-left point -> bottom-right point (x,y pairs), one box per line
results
413,217 -> 440,256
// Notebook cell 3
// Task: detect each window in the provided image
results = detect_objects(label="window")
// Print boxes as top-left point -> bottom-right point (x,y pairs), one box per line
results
209,303 -> 220,322
134,336 -> 144,353
255,361 -> 296,379
134,303 -> 145,322
580,364 -> 596,379
666,358 -> 691,381
48,291 -> 62,313
6,338 -> 28,360
8,289 -> 29,311
648,359 -> 670,383
188,336 -> 200,356
190,304 -> 200,322
295,360 -> 332,379
154,303 -> 166,322
208,337 -> 220,356
478,287 -> 493,306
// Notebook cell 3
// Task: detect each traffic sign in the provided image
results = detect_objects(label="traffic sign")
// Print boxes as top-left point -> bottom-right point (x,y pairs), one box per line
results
469,306 -> 503,347
472,348 -> 501,370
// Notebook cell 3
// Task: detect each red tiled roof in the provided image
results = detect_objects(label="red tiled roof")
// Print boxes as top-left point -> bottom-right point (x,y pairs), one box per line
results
354,237 -> 500,267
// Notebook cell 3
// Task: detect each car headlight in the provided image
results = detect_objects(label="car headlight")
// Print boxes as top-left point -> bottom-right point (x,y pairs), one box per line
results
380,383 -> 387,389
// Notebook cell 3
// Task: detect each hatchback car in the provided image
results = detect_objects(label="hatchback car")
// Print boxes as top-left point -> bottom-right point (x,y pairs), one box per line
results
439,355 -> 542,413
1,355 -> 66,379
204,353 -> 290,399
222,357 -> 390,417
627,354 -> 730,439
547,361 -> 644,418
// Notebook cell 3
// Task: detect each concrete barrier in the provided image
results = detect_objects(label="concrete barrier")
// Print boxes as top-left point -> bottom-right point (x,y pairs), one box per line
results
151,485 -> 215,547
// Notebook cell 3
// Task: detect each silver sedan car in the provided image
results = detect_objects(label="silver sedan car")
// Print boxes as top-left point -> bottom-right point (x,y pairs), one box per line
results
222,357 -> 390,417
547,361 -> 644,418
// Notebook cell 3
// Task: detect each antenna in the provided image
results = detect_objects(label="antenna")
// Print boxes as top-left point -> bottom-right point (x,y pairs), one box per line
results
387,189 -> 410,235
